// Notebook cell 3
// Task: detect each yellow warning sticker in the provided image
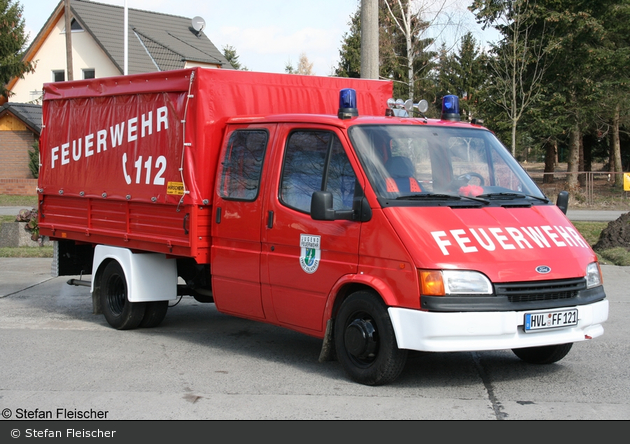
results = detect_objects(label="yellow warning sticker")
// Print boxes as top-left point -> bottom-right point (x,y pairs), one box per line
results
625,173 -> 630,191
167,182 -> 185,195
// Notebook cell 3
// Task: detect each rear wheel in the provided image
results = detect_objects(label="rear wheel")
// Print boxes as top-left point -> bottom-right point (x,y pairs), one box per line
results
512,343 -> 573,364
100,261 -> 146,330
139,301 -> 169,328
334,291 -> 407,385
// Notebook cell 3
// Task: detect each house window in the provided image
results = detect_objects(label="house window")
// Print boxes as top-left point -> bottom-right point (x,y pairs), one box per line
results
52,70 -> 65,82
70,18 -> 83,31
61,18 -> 83,33
83,69 -> 95,80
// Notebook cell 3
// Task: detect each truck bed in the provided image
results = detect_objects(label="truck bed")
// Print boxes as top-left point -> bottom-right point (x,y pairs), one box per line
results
40,195 -> 212,263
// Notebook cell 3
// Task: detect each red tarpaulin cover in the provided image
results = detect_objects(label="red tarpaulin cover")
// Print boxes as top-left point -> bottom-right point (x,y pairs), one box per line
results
39,68 -> 393,205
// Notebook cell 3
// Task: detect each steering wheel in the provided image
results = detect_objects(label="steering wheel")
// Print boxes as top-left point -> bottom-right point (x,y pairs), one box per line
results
456,172 -> 485,186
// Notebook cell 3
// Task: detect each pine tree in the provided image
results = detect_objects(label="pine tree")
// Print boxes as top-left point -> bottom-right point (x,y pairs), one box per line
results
334,8 -> 361,78
222,45 -> 248,71
451,33 -> 486,121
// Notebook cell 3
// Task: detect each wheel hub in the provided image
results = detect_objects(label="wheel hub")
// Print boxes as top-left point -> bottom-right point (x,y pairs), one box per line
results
344,318 -> 377,360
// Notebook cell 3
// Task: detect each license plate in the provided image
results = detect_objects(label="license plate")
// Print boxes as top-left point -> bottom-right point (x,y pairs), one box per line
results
524,309 -> 578,332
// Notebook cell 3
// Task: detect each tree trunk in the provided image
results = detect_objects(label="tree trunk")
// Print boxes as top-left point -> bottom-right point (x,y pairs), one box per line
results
405,6 -> 414,101
578,136 -> 586,187
543,140 -> 556,184
511,119 -> 517,158
566,124 -> 580,192
612,103 -> 623,188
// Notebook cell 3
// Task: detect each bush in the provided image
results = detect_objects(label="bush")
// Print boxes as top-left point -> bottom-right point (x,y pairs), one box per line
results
29,141 -> 39,179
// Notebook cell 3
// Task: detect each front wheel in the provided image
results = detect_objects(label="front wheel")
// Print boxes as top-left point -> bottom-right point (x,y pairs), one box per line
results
334,291 -> 407,385
100,261 -> 146,330
512,343 -> 573,364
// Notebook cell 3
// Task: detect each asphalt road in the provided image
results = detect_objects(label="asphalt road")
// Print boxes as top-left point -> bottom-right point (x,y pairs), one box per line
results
566,210 -> 628,221
0,258 -> 628,421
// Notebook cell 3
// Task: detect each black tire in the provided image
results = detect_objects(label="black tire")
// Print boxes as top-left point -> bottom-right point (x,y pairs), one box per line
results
139,301 -> 169,328
334,291 -> 407,385
100,261 -> 146,330
512,343 -> 573,364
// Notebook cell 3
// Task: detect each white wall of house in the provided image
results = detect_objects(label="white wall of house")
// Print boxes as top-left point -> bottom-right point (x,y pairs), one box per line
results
184,61 -> 220,69
10,18 -> 120,104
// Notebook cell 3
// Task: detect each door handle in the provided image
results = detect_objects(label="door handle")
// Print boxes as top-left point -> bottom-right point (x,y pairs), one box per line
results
267,210 -> 274,229
183,213 -> 189,234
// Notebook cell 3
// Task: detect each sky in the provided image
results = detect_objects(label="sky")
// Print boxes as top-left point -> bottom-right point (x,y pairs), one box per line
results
20,0 -> 499,76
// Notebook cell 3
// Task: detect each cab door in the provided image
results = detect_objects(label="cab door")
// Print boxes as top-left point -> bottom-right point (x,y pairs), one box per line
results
262,125 -> 363,334
211,124 -> 275,319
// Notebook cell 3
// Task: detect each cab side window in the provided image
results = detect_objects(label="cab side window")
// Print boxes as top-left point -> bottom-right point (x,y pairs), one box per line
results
219,130 -> 268,201
280,130 -> 356,213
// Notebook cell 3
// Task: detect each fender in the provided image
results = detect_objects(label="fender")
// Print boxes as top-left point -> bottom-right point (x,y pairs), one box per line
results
318,272 -> 401,362
92,245 -> 177,302
322,272 -> 401,323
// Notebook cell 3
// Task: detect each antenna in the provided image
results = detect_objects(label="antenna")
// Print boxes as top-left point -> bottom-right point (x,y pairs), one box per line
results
192,16 -> 206,35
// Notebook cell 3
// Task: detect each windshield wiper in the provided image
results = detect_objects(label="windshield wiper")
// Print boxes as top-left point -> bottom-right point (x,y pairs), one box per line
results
477,192 -> 549,203
395,193 -> 490,204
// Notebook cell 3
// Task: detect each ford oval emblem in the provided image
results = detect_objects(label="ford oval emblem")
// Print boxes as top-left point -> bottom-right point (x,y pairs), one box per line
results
536,265 -> 551,274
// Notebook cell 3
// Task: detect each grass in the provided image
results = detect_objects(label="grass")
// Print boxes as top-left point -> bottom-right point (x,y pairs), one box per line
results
0,246 -> 53,258
597,248 -> 630,266
0,195 -> 38,207
570,221 -> 630,266
571,221 -> 608,246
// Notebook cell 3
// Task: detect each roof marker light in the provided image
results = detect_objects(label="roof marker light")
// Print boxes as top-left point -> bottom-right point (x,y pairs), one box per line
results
441,95 -> 461,121
338,88 -> 359,119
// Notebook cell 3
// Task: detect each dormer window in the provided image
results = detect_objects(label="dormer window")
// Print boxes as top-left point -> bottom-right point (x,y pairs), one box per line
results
71,18 -> 83,31
62,18 -> 84,33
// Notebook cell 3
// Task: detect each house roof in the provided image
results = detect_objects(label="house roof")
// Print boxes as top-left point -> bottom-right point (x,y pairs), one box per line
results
25,0 -> 232,75
0,103 -> 43,134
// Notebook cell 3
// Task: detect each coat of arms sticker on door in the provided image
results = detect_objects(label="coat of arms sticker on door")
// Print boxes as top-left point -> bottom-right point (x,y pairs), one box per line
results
299,234 -> 321,274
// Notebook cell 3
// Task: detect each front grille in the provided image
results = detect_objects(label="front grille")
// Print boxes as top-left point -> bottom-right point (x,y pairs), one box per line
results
494,278 -> 585,303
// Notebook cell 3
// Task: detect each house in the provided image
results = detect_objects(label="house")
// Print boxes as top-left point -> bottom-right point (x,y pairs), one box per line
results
5,0 -> 232,104
0,0 -> 232,195
0,103 -> 42,194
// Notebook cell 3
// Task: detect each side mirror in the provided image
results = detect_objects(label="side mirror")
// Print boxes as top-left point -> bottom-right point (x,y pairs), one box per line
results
311,191 -> 371,221
556,191 -> 569,215
311,191 -> 336,220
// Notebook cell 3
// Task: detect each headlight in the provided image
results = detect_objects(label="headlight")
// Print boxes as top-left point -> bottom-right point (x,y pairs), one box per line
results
586,262 -> 603,288
419,270 -> 493,296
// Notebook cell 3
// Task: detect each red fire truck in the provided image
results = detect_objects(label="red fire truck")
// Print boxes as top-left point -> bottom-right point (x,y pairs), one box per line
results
38,68 -> 608,385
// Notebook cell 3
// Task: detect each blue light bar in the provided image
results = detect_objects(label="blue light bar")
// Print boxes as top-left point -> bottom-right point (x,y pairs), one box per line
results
441,95 -> 461,121
338,88 -> 359,119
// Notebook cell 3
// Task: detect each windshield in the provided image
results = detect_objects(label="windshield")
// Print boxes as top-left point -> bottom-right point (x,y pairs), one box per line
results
348,124 -> 547,206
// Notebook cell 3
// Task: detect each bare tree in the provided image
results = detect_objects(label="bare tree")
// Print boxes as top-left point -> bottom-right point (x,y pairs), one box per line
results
472,0 -> 550,157
296,53 -> 314,75
611,104 -> 623,188
382,0 -> 462,100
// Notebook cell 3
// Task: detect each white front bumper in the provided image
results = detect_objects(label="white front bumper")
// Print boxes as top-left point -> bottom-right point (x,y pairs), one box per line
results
388,299 -> 609,352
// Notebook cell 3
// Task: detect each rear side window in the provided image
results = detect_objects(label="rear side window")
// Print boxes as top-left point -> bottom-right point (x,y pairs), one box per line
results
280,130 -> 356,213
219,130 -> 268,201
